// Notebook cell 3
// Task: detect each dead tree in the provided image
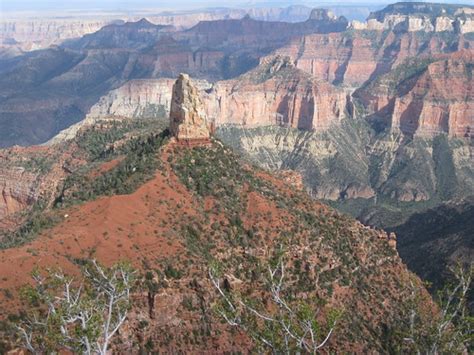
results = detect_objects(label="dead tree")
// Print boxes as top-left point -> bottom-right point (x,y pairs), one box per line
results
209,253 -> 340,354
17,260 -> 135,354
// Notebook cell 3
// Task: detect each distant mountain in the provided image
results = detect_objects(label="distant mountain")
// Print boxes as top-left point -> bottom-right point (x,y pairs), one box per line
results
64,19 -> 172,50
369,2 -> 474,20
0,11 -> 349,148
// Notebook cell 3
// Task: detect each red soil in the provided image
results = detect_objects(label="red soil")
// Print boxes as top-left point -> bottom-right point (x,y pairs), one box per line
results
88,156 -> 124,178
0,161 -> 196,316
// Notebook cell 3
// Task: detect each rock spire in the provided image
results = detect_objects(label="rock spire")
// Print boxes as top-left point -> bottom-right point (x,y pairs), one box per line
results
169,73 -> 210,141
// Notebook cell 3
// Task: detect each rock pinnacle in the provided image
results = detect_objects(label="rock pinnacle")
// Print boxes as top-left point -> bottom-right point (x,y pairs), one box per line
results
169,73 -> 211,141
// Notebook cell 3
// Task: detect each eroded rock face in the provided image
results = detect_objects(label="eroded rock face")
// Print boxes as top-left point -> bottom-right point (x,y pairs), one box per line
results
0,6 -> 341,53
0,146 -> 74,230
308,9 -> 337,21
69,57 -> 347,138
0,168 -> 36,220
206,56 -> 348,130
356,50 -> 474,139
0,19 -> 120,51
169,74 -> 211,141
87,79 -> 176,119
270,31 -> 473,88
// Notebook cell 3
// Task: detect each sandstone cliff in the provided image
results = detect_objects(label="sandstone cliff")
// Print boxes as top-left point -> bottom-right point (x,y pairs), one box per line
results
0,167 -> 37,222
145,10 -> 347,80
205,56 -> 348,130
269,30 -> 473,88
355,50 -> 473,139
86,79 -> 176,119
0,18 -> 122,51
55,57 -> 347,139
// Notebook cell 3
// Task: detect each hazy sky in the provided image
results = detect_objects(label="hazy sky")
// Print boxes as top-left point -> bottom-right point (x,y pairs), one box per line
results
1,0 -> 472,12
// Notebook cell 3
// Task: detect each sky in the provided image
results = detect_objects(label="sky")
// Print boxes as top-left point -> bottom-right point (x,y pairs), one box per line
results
1,0 -> 472,12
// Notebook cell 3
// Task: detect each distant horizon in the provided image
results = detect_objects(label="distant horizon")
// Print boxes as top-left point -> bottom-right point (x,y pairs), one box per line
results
1,0 -> 472,13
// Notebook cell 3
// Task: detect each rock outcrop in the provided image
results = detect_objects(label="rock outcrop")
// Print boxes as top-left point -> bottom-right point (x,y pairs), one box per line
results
0,146 -> 74,229
0,130 -> 432,353
169,74 -> 211,141
0,167 -> 36,221
308,8 -> 337,21
87,79 -> 176,119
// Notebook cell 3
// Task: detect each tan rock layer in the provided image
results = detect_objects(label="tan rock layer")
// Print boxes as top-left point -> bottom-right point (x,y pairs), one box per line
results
169,73 -> 211,141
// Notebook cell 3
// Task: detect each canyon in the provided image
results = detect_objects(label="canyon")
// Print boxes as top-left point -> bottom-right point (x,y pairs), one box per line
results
48,56 -> 349,143
0,4 -> 473,348
0,10 -> 350,148
2,48 -> 471,227
2,4 -> 473,148
270,30 -> 474,88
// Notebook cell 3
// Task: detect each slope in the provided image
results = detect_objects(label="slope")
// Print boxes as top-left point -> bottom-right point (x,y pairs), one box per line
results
0,130 -> 429,353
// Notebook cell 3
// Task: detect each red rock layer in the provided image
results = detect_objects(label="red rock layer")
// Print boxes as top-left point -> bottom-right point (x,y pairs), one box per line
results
205,57 -> 348,130
357,50 -> 473,138
270,31 -> 474,87
137,14 -> 348,80
394,51 -> 473,138
83,58 -> 348,132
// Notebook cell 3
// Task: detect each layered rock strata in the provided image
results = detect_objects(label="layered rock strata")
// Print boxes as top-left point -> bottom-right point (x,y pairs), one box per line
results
355,50 -> 473,139
205,56 -> 348,130
54,57 -> 348,141
269,30 -> 473,88
356,3 -> 474,33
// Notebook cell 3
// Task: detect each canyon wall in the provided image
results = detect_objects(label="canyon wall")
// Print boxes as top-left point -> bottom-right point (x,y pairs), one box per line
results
270,30 -> 474,88
87,79 -> 176,119
0,11 -> 351,147
355,51 -> 473,139
357,3 -> 474,33
206,57 -> 348,130
0,10 -> 247,52
0,6 -> 343,53
0,19 -> 121,51
56,56 -> 348,139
